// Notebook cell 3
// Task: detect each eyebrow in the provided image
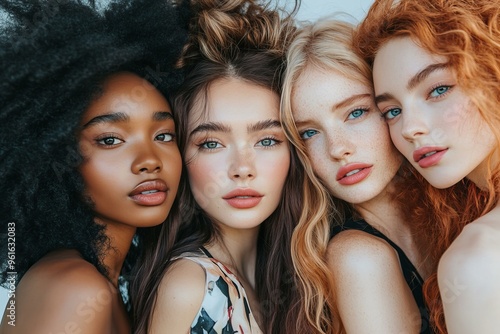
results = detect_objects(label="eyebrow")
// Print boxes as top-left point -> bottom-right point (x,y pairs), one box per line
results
190,122 -> 231,136
82,112 -> 129,128
247,119 -> 281,132
294,94 -> 372,128
407,62 -> 449,91
334,93 -> 372,110
375,62 -> 449,105
152,111 -> 174,121
82,111 -> 173,129
190,119 -> 281,137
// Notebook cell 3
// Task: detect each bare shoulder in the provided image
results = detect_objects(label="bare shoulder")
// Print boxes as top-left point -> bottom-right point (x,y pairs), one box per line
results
2,250 -> 115,333
439,215 -> 500,291
437,213 -> 500,333
327,229 -> 400,275
150,258 -> 207,333
327,230 -> 420,333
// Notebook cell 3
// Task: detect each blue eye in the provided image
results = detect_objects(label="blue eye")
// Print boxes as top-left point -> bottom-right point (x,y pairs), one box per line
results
201,141 -> 221,150
300,129 -> 318,140
347,108 -> 367,120
383,108 -> 402,120
155,133 -> 175,142
429,85 -> 451,98
258,138 -> 278,147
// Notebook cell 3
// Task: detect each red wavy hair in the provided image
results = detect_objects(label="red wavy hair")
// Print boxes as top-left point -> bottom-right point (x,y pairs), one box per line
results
354,0 -> 500,332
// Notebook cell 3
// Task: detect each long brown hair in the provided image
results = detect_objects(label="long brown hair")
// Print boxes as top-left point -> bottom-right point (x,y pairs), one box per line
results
354,0 -> 500,332
131,1 -> 306,333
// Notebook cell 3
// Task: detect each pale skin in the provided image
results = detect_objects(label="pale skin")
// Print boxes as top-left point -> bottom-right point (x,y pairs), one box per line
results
292,64 -> 425,333
150,77 -> 290,333
0,72 -> 181,333
373,36 -> 500,333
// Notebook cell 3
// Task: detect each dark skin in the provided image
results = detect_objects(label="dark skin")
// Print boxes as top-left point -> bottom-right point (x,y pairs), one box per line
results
0,72 -> 182,333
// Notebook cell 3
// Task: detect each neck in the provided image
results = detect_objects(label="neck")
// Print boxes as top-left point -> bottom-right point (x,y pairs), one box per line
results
353,182 -> 408,236
467,151 -> 499,190
205,226 -> 260,289
96,218 -> 136,287
352,180 -> 426,275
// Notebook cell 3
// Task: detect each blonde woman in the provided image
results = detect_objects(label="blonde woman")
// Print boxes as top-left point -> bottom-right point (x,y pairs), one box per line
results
281,19 -> 433,334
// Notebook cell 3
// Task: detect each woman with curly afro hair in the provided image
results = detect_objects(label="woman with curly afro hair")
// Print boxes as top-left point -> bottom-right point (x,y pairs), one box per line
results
0,0 -> 189,332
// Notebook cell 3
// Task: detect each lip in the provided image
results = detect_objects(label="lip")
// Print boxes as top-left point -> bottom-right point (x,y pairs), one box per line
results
129,179 -> 168,206
413,146 -> 448,168
336,163 -> 373,186
223,188 -> 263,209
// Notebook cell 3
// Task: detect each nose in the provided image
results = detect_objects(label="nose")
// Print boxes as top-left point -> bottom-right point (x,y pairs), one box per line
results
400,107 -> 429,142
327,130 -> 354,161
228,146 -> 256,180
131,145 -> 163,174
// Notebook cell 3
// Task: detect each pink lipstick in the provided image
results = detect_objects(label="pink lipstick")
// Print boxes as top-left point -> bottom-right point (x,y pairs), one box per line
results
223,189 -> 263,209
413,146 -> 448,168
336,163 -> 373,186
129,179 -> 168,206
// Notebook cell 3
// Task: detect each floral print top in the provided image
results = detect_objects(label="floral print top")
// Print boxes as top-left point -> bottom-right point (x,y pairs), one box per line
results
176,247 -> 263,334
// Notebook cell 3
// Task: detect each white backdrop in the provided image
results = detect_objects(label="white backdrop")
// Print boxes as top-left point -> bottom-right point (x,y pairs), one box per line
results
0,0 -> 375,317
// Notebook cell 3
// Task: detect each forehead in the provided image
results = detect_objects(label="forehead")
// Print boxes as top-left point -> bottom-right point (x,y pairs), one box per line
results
292,65 -> 372,120
82,72 -> 170,121
188,77 -> 279,128
373,37 -> 447,88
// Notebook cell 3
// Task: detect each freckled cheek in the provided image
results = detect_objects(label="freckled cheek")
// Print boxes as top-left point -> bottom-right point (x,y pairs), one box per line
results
303,140 -> 328,174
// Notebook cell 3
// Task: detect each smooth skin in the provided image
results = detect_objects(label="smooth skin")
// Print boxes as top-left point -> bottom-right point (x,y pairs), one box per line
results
150,77 -> 290,333
373,37 -> 500,334
0,72 -> 182,334
293,65 -> 422,333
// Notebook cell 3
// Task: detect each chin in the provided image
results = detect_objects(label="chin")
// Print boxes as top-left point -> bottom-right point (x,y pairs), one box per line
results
424,175 -> 460,190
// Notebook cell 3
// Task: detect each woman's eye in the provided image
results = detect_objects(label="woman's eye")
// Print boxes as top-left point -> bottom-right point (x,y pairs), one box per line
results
300,129 -> 318,140
429,85 -> 451,98
97,137 -> 123,146
382,108 -> 402,120
347,108 -> 367,120
156,133 -> 175,142
257,138 -> 279,147
201,141 -> 221,149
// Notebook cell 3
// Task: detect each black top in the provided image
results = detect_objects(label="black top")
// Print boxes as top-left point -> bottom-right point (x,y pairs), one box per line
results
331,218 -> 432,334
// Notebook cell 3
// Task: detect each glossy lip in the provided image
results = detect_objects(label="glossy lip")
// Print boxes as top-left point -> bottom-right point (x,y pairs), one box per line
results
336,162 -> 373,186
223,188 -> 263,209
129,179 -> 168,206
413,146 -> 448,168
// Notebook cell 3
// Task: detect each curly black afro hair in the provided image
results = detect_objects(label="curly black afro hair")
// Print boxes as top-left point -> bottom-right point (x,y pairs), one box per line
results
0,0 -> 189,287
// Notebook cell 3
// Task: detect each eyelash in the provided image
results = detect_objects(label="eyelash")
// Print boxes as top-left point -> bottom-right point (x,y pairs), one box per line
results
347,107 -> 370,120
428,84 -> 453,100
197,136 -> 283,151
155,132 -> 176,142
381,108 -> 402,121
300,129 -> 318,140
95,131 -> 175,147
256,136 -> 282,149
95,133 -> 123,147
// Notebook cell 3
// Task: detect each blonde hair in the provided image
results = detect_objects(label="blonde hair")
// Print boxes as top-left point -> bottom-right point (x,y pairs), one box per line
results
280,19 -> 371,334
